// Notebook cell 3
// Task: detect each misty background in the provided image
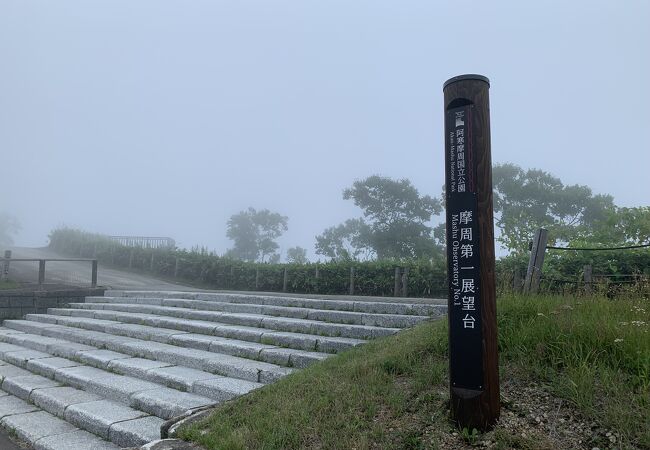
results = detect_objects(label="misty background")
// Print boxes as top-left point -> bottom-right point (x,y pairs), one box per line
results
1,0 -> 648,259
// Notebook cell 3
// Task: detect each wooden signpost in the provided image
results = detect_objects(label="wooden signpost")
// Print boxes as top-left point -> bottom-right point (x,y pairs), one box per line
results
443,74 -> 500,430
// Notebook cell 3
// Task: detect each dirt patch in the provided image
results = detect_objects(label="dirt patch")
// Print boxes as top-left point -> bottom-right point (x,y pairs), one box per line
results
430,376 -> 626,450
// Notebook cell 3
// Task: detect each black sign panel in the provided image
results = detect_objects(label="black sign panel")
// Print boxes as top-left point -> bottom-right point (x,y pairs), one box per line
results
445,105 -> 484,391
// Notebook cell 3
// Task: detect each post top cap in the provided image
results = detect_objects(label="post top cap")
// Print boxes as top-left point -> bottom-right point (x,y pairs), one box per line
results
443,74 -> 490,89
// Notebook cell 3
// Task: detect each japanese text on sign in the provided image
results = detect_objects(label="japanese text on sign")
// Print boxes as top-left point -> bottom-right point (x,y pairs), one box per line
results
446,104 -> 483,390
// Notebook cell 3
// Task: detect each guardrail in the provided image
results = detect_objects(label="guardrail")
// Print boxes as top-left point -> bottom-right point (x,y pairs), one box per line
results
109,236 -> 175,248
2,250 -> 98,288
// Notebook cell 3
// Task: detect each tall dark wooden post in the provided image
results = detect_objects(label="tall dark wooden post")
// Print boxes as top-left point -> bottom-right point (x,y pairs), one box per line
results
443,74 -> 499,430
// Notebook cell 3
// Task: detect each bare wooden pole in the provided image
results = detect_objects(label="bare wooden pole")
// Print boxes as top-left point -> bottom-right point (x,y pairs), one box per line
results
394,267 -> 401,297
523,228 -> 548,294
513,270 -> 523,293
583,265 -> 593,295
91,260 -> 98,288
401,267 -> 409,297
38,260 -> 46,287
444,74 -> 499,430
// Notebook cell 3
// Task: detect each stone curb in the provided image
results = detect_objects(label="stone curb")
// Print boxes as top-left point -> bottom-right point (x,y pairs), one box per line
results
125,438 -> 204,450
161,404 -> 217,439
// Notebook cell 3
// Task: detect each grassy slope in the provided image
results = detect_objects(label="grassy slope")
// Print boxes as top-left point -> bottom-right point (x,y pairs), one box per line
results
179,294 -> 650,450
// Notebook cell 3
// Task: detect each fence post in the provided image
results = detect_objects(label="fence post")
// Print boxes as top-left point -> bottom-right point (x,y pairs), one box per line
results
282,267 -> 288,292
91,260 -> 98,288
394,267 -> 401,297
523,228 -> 548,294
349,266 -> 355,295
583,265 -> 593,295
255,268 -> 260,290
38,260 -> 46,287
401,267 -> 409,297
1,250 -> 11,281
513,270 -> 523,293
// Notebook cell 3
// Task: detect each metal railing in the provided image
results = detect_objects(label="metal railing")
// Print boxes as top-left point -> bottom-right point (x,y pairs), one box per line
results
2,250 -> 98,288
109,236 -> 175,248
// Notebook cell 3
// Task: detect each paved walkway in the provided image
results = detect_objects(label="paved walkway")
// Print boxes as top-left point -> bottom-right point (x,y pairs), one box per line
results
5,247 -> 201,291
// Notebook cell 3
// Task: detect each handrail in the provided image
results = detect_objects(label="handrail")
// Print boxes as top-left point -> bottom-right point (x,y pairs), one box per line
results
0,258 -> 97,262
109,236 -> 175,248
1,254 -> 98,288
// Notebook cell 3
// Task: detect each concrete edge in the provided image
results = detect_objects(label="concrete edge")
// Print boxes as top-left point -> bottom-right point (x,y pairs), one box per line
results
125,438 -> 204,450
161,405 -> 217,439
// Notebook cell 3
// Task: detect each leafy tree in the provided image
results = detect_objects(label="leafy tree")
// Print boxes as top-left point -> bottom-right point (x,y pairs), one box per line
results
575,206 -> 650,246
492,163 -> 616,253
316,176 -> 442,260
226,208 -> 288,262
286,246 -> 308,264
315,219 -> 372,261
0,212 -> 20,246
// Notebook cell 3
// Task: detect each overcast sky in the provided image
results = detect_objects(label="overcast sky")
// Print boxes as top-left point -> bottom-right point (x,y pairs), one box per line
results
1,0 -> 648,258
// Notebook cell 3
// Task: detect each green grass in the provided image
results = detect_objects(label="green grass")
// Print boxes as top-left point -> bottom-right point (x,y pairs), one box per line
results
178,294 -> 650,450
0,280 -> 19,290
498,294 -> 649,447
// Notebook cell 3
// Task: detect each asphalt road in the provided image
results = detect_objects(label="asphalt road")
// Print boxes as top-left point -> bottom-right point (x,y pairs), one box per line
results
4,247 -> 201,291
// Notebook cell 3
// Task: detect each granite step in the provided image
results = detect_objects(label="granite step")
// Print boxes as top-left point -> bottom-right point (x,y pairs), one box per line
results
106,290 -> 446,316
0,325 -> 262,404
84,295 -> 439,328
1,321 -> 294,384
18,314 -> 332,368
1,289 -> 446,449
0,339 -> 216,421
0,348 -> 162,447
0,390 -> 120,450
59,302 -> 401,339
34,308 -> 366,354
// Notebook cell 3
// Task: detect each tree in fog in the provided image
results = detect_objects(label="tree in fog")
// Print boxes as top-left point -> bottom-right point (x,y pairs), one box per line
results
226,208 -> 288,262
286,246 -> 308,264
492,163 -> 618,253
316,176 -> 442,260
0,212 -> 20,246
315,218 -> 372,261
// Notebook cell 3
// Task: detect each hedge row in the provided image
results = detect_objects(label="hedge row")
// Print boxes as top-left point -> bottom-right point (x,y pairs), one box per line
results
48,228 -> 448,298
48,228 -> 649,297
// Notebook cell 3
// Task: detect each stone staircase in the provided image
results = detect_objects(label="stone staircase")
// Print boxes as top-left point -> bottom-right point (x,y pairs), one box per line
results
0,290 -> 446,449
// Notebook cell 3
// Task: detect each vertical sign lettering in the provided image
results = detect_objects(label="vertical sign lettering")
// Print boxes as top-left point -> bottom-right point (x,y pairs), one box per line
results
446,105 -> 484,391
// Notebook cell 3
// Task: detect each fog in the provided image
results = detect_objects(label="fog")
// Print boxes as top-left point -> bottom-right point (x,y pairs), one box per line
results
1,0 -> 648,259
